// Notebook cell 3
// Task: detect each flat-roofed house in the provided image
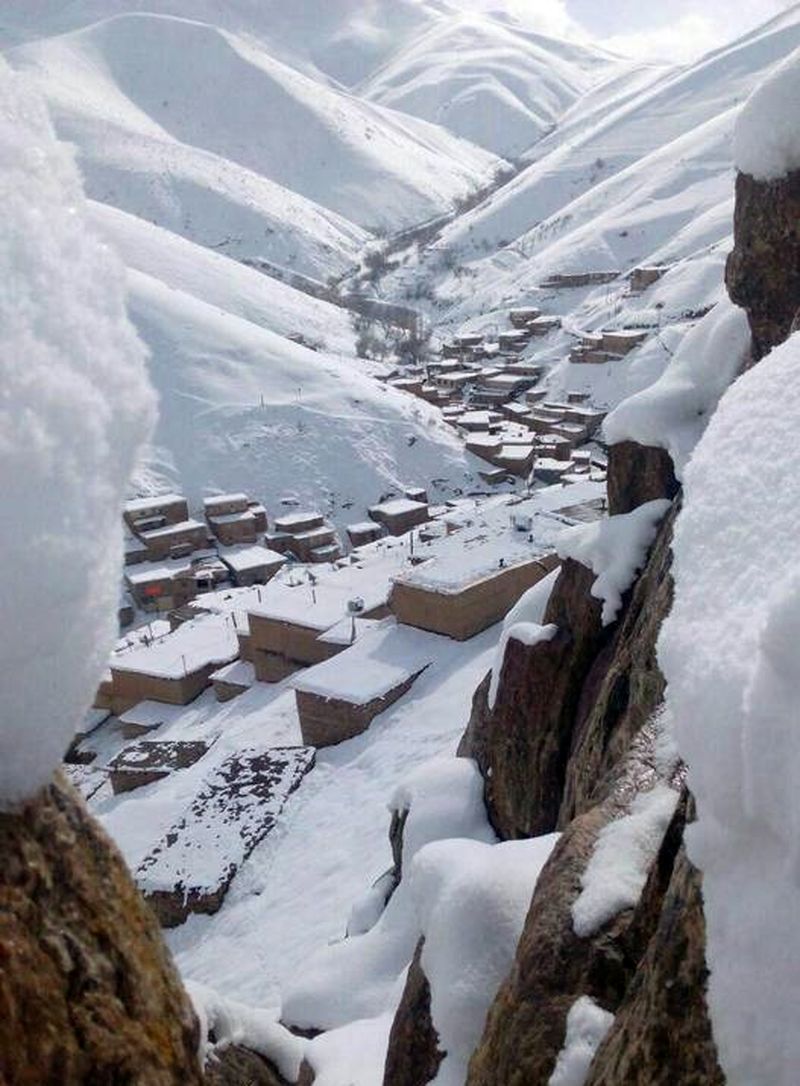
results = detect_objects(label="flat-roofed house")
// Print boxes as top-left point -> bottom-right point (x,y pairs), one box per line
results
221,544 -> 287,587
391,550 -> 558,641
125,561 -> 197,613
347,521 -> 385,548
138,518 -> 209,562
124,493 -> 188,533
109,613 -> 239,714
368,498 -> 429,537
293,621 -> 433,747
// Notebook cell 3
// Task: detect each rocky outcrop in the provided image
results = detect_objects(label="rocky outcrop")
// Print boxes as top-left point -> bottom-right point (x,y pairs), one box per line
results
585,843 -> 723,1086
459,559 -> 606,839
0,771 -> 202,1086
726,167 -> 800,360
206,1045 -> 291,1086
383,940 -> 444,1086
466,751 -> 688,1086
559,501 -> 677,825
606,441 -> 679,516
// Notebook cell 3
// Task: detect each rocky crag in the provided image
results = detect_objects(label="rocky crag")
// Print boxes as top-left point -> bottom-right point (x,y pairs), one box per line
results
381,163 -> 800,1085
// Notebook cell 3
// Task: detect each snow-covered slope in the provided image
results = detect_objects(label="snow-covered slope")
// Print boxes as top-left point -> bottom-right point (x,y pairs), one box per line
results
13,12 -> 499,237
358,15 -> 618,158
89,201 -> 357,355
126,267 -> 476,519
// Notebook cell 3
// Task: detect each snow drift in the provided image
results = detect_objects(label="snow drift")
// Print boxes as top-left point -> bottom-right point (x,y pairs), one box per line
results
0,58 -> 154,804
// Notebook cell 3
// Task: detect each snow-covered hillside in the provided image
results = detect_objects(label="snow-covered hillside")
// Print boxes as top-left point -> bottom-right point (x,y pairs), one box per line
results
12,12 -> 499,237
357,15 -> 620,158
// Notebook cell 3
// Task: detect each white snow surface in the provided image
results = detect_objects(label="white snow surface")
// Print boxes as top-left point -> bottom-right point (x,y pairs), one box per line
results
659,331 -> 800,1086
188,981 -> 304,1082
0,58 -> 153,805
572,784 -> 679,938
547,996 -> 615,1086
419,835 -> 559,1086
488,566 -> 560,708
734,46 -> 800,180
389,757 -> 497,871
557,501 -> 671,626
604,297 -> 752,476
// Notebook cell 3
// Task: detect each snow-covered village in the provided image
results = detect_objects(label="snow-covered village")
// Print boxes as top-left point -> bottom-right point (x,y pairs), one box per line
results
1,2 -> 800,1085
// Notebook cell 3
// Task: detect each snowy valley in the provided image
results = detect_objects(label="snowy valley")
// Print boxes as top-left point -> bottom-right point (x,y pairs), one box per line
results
1,3 -> 800,1086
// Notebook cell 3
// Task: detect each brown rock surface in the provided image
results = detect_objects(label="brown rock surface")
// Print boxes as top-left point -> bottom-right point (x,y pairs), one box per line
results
726,167 -> 800,359
460,559 -> 607,839
465,769 -> 685,1086
585,844 -> 723,1086
206,1045 -> 291,1086
559,501 -> 678,825
606,441 -> 679,516
383,939 -> 444,1086
0,771 -> 202,1086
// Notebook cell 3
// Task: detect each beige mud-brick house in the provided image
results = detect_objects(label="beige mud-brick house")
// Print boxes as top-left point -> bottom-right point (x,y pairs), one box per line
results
221,544 -> 286,587
125,561 -> 197,613
527,315 -> 562,336
293,621 -> 434,747
368,498 -> 429,537
291,525 -> 339,562
138,518 -> 209,562
601,328 -> 649,354
210,659 -> 255,702
509,307 -> 541,328
391,554 -> 559,641
540,270 -> 619,289
203,492 -> 250,518
248,576 -> 392,683
274,511 -> 325,535
347,521 -> 385,548
629,265 -> 668,293
123,493 -> 188,533
207,509 -> 259,546
109,613 -> 239,714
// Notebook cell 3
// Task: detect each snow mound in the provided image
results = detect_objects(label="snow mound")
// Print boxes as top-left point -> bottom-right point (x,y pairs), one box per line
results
557,501 -> 671,626
659,331 -> 800,1086
572,785 -> 679,937
734,46 -> 800,180
548,996 -> 615,1086
604,297 -> 752,476
389,757 -> 497,869
187,981 -> 304,1082
416,835 -> 559,1086
0,59 -> 154,806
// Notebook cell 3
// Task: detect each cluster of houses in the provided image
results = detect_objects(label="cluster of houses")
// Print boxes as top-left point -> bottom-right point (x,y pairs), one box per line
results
68,264 -> 671,928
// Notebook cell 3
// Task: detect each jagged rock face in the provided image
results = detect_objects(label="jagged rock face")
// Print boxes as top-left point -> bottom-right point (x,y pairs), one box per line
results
207,1046 -> 290,1086
559,502 -> 677,825
466,773 -> 688,1086
726,167 -> 800,360
585,844 -> 723,1086
0,772 -> 202,1086
606,442 -> 679,516
459,559 -> 607,839
383,940 -> 444,1086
